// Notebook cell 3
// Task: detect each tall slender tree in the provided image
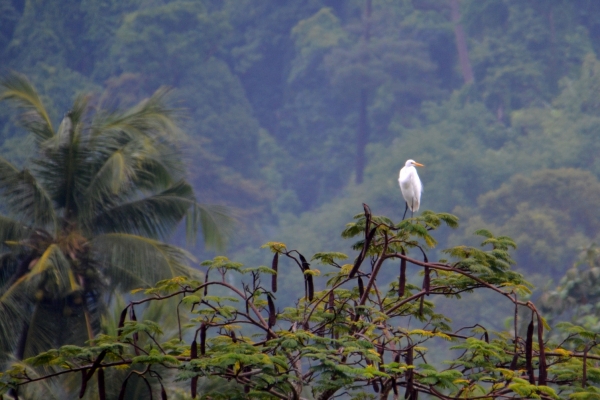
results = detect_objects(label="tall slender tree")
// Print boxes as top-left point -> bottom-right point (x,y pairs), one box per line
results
0,73 -> 230,362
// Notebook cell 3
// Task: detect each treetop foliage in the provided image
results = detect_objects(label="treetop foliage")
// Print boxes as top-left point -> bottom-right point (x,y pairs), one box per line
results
1,206 -> 598,399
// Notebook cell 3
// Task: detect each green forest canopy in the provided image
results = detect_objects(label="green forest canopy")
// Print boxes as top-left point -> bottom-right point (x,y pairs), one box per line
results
0,0 -> 599,331
2,0 -> 600,282
2,0 -> 600,397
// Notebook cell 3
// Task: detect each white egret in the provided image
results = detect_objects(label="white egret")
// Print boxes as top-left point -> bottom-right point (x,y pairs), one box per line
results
398,159 -> 424,219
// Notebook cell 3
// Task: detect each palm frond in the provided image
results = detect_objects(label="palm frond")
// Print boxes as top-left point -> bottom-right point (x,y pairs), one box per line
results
22,303 -> 64,359
86,147 -> 133,197
34,141 -> 92,220
90,181 -> 195,239
142,155 -> 182,184
27,244 -> 79,295
90,233 -> 199,290
0,245 -> 79,360
0,154 -> 20,179
23,301 -> 95,360
55,112 -> 74,147
68,94 -> 89,129
0,215 -> 32,247
2,359 -> 69,399
91,87 -> 183,142
34,96 -> 90,213
0,252 -> 19,286
188,203 -> 234,251
0,157 -> 57,230
81,136 -> 179,219
0,72 -> 54,141
0,274 -> 34,358
104,294 -> 184,340
89,88 -> 185,188
19,248 -> 100,360
40,94 -> 88,152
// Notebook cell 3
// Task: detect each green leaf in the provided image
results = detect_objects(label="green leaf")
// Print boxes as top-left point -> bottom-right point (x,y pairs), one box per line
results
0,158 -> 57,229
474,229 -> 493,239
312,252 -> 348,265
0,72 -> 54,141
182,295 -> 201,305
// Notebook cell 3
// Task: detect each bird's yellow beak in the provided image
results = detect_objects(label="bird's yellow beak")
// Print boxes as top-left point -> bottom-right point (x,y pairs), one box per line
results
414,162 -> 424,167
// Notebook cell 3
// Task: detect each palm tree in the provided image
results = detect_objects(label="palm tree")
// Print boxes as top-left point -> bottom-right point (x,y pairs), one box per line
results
0,73 -> 230,362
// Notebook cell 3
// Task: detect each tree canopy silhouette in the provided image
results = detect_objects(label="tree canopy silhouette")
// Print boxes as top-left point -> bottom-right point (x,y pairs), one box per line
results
1,205 -> 598,399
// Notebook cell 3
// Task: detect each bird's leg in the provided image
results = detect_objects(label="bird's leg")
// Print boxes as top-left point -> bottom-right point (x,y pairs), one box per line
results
402,202 -> 409,220
410,199 -> 414,218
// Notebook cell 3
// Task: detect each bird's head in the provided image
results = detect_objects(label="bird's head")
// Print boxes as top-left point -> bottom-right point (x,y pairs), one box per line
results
405,159 -> 424,167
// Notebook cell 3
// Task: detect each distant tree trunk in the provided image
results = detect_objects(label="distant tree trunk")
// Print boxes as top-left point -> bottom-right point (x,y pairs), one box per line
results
450,0 -> 474,84
355,0 -> 372,185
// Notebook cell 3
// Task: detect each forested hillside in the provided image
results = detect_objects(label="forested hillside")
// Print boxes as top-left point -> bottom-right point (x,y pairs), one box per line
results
3,1 -> 600,398
2,0 -> 600,291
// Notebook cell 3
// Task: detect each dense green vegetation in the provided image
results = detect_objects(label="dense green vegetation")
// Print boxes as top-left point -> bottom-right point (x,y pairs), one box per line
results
3,208 -> 600,399
2,0 -> 600,397
4,0 -> 599,279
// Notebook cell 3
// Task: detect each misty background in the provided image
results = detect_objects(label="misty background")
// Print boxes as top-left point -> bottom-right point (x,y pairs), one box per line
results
2,0 -> 600,316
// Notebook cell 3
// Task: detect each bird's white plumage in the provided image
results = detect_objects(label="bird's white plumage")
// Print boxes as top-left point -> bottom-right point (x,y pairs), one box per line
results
398,159 -> 423,212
